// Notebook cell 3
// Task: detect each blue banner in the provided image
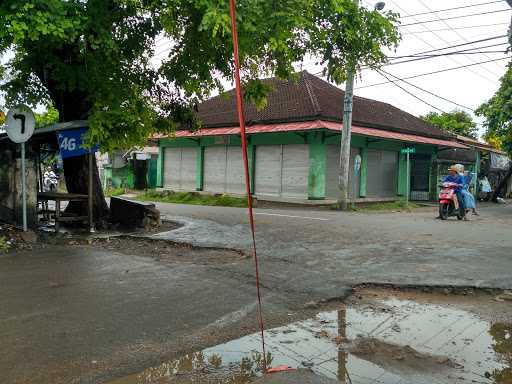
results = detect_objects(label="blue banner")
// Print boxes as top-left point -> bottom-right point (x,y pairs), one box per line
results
56,128 -> 99,159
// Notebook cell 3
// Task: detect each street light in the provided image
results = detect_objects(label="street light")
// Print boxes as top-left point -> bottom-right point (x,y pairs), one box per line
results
374,2 -> 386,11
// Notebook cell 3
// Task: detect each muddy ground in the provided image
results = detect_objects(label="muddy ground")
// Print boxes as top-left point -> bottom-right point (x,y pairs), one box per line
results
106,287 -> 512,384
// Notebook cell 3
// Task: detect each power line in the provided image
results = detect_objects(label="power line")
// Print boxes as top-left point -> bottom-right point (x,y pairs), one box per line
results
415,0 -> 505,71
378,68 -> 474,111
376,69 -> 447,113
382,43 -> 509,66
403,22 -> 509,34
305,35 -> 508,71
401,0 -> 507,18
400,8 -> 512,27
389,0 -> 501,83
355,56 -> 511,89
393,34 -> 508,57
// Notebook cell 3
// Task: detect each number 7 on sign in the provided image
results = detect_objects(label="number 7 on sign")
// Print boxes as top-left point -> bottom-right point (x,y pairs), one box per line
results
13,114 -> 26,134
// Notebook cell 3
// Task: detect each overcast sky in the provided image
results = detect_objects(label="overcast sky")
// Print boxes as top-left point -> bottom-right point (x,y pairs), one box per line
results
152,0 -> 511,139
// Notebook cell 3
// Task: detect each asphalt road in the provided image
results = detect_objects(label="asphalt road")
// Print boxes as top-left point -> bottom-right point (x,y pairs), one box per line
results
1,201 -> 511,383
152,201 -> 512,297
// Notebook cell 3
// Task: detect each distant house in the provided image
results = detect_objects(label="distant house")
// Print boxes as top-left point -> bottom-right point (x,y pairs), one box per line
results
156,71 -> 468,202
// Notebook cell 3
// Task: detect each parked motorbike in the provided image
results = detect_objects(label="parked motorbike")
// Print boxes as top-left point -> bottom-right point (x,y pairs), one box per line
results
438,182 -> 464,220
43,170 -> 59,192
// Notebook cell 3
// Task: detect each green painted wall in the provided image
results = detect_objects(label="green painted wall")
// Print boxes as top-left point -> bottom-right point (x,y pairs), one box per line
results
157,146 -> 164,187
308,133 -> 326,199
397,153 -> 407,197
148,157 -> 158,188
159,130 -> 439,200
195,146 -> 204,191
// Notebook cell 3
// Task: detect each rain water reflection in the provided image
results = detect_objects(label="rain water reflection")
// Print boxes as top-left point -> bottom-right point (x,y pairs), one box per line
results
110,293 -> 511,383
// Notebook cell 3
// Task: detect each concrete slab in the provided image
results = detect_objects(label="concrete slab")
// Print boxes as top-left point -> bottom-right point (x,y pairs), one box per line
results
253,370 -> 338,383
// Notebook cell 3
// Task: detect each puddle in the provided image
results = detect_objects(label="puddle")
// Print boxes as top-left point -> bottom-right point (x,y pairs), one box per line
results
109,292 -> 512,383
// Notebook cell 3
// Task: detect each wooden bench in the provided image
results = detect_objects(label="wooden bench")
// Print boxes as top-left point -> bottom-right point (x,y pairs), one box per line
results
37,192 -> 90,232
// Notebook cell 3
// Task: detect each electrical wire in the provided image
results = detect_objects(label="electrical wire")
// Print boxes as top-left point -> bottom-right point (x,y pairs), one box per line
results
355,56 -> 511,89
376,69 -> 447,113
401,0 -> 507,18
378,68 -> 474,110
389,0 -> 501,83
415,0 -> 505,71
400,8 -> 511,27
403,22 -> 509,35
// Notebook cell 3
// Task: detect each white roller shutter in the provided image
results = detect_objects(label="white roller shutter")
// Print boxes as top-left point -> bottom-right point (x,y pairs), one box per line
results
282,144 -> 309,198
255,144 -> 308,199
163,148 -> 181,190
163,147 -> 196,191
255,145 -> 282,196
180,148 -> 197,191
367,149 -> 398,197
204,146 -> 227,193
226,146 -> 245,194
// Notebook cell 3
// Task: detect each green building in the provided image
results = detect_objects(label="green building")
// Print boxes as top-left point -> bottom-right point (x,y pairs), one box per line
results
157,72 -> 468,203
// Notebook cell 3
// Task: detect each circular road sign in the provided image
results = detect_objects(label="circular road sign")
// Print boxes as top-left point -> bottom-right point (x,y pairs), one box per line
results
6,106 -> 36,143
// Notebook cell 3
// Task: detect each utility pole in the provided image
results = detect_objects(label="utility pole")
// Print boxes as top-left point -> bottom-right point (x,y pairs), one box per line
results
338,1 -> 385,210
338,64 -> 355,211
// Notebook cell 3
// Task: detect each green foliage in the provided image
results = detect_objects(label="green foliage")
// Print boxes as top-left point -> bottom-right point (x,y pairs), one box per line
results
1,0 -> 400,151
139,190 -> 248,208
35,105 -> 59,128
307,0 -> 400,84
476,62 -> 512,154
421,110 -> 478,139
0,236 -> 9,252
104,187 -> 126,197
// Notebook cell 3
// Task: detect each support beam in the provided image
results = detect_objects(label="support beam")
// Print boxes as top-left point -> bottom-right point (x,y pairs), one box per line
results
195,146 -> 204,191
308,139 -> 326,199
157,145 -> 164,188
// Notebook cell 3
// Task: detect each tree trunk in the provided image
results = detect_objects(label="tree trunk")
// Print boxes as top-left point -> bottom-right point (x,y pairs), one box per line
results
34,45 -> 110,225
63,155 -> 109,224
492,164 -> 512,202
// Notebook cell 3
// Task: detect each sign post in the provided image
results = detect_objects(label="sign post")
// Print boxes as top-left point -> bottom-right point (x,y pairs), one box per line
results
5,106 -> 36,232
400,147 -> 416,207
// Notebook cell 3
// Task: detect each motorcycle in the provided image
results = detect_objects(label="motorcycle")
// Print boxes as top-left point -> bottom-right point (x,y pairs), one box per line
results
43,170 -> 59,192
438,182 -> 465,220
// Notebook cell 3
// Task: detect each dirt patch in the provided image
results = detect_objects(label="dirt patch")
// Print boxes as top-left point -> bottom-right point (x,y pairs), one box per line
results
0,223 -> 37,253
74,236 -> 249,265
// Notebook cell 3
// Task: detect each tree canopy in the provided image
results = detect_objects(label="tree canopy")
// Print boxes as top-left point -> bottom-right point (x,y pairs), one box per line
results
476,62 -> 512,154
421,110 -> 479,140
1,0 -> 400,151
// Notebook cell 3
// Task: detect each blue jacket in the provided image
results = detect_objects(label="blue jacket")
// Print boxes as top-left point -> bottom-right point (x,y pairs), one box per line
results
443,174 -> 464,192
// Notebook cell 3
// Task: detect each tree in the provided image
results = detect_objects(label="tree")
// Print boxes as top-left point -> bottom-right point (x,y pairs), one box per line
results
35,106 -> 59,128
1,0 -> 399,223
421,110 -> 479,139
476,63 -> 512,154
476,62 -> 512,201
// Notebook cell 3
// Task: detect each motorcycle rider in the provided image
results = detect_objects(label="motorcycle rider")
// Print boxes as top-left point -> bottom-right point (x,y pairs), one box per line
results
443,165 -> 466,219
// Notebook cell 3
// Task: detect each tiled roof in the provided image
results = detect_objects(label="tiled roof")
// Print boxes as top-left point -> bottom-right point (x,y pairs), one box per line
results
196,71 -> 453,140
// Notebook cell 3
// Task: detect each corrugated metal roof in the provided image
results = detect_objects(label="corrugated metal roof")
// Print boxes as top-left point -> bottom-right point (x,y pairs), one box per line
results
166,120 -> 468,149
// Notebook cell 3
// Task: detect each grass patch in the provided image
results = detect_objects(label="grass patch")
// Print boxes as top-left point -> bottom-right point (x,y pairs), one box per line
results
0,236 -> 9,253
138,190 -> 248,208
354,200 -> 421,212
105,187 -> 126,197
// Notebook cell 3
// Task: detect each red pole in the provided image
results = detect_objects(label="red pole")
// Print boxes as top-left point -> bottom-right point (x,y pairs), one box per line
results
229,0 -> 267,371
